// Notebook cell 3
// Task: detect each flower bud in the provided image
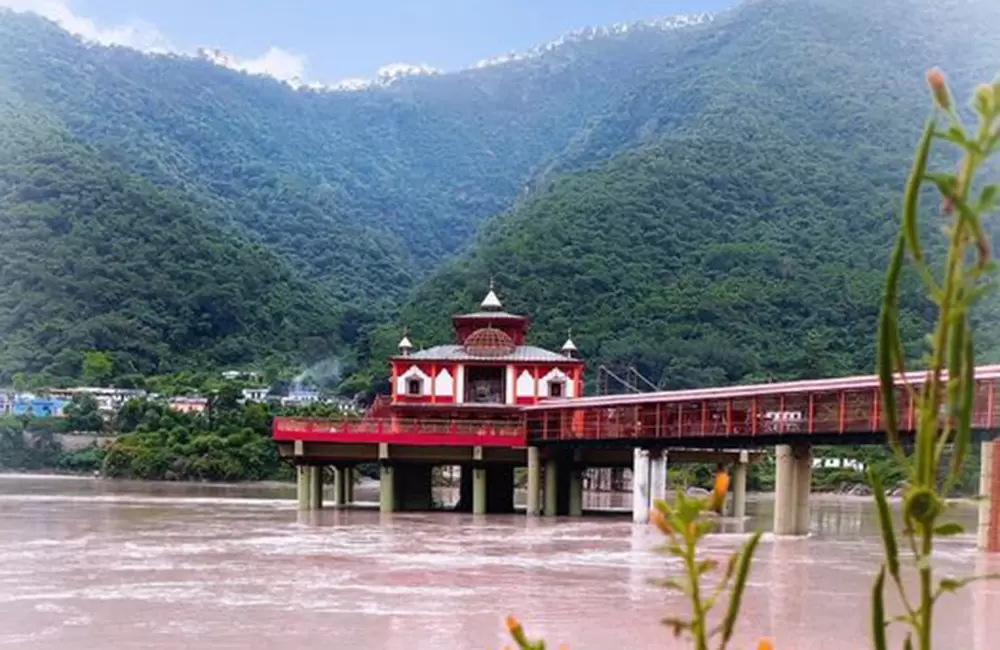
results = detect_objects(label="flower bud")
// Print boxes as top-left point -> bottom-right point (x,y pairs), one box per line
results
650,508 -> 673,535
926,67 -> 951,111
975,83 -> 996,117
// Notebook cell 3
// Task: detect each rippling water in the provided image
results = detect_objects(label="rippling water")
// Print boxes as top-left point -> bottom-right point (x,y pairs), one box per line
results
0,475 -> 997,649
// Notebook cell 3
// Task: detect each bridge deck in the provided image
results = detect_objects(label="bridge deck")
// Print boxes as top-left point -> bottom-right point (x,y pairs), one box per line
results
273,366 -> 1000,448
524,365 -> 1000,446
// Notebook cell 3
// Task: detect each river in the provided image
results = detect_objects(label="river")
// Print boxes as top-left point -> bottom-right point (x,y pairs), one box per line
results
0,475 -> 997,649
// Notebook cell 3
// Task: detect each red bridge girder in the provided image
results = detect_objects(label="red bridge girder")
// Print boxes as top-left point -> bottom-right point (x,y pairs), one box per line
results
522,365 -> 1000,444
273,366 -> 1000,448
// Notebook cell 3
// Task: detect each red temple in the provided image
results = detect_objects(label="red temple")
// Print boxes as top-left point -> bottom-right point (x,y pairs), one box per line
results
385,282 -> 583,428
275,283 -> 582,447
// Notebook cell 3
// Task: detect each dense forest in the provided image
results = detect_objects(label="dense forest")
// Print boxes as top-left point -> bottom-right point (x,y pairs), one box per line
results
0,105 -> 342,383
1,0 -> 999,393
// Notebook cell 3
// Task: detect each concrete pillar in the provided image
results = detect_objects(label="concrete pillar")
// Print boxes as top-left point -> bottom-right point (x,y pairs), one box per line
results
297,465 -> 311,511
793,445 -> 812,533
732,450 -> 749,519
544,459 -> 558,517
307,466 -> 324,510
632,448 -> 651,523
333,467 -> 345,507
650,449 -> 668,505
380,464 -> 395,514
774,444 -> 811,535
348,468 -> 355,504
473,467 -> 487,515
978,441 -> 1000,552
526,446 -> 541,516
774,445 -> 796,535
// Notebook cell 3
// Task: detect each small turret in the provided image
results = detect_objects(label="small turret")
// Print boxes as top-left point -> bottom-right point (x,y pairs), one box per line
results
561,328 -> 578,358
398,330 -> 413,356
480,277 -> 502,311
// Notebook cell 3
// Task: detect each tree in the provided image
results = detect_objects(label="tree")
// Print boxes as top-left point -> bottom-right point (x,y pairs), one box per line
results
64,394 -> 104,432
81,351 -> 113,387
11,372 -> 26,393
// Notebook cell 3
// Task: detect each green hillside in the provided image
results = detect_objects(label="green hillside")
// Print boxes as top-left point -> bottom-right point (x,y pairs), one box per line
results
0,10 -> 713,308
2,0 -> 999,390
374,0 -> 1000,391
0,105 -> 341,384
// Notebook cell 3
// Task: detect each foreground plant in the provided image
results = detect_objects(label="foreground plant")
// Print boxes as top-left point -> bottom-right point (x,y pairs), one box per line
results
650,489 -> 763,650
502,475 -> 769,650
873,68 -> 1000,650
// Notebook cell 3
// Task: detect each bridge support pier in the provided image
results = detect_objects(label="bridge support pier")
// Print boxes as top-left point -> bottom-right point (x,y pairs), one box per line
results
344,468 -> 355,505
379,464 -> 395,513
774,444 -> 811,536
732,450 -> 748,519
631,448 -> 667,523
473,467 -> 487,515
978,441 -> 1000,552
297,465 -> 310,510
632,448 -> 650,523
544,459 -> 559,517
333,467 -> 345,507
527,446 -> 541,516
297,465 -> 324,511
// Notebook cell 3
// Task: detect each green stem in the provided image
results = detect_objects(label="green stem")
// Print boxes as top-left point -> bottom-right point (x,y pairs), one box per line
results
918,528 -> 934,650
685,538 -> 708,650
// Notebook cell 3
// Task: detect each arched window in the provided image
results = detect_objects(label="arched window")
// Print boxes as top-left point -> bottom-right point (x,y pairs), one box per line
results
548,380 -> 565,398
407,378 -> 423,396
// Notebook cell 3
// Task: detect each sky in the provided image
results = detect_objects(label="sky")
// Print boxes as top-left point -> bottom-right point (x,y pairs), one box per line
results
0,0 -> 737,86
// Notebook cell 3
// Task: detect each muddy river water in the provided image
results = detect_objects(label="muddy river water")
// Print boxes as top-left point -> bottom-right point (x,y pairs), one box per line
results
0,475 -> 997,649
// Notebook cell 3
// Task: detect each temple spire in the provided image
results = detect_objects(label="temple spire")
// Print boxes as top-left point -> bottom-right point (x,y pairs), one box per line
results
398,327 -> 413,356
480,277 -> 502,310
561,327 -> 578,357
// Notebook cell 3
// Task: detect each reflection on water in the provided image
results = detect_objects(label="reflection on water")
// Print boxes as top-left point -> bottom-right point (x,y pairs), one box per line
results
0,475 -> 995,649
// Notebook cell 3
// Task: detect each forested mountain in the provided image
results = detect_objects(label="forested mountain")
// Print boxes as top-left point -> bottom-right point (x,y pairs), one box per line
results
374,0 -> 1000,390
1,0 -> 998,389
0,104 -> 341,383
0,10 -> 713,307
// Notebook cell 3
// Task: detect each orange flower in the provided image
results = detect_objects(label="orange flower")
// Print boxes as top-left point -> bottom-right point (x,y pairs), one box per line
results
650,507 -> 673,534
708,469 -> 730,513
926,67 -> 951,110
756,638 -> 775,650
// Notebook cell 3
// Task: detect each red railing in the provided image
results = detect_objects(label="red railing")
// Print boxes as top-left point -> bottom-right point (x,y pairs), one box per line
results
273,416 -> 526,446
526,377 -> 1000,442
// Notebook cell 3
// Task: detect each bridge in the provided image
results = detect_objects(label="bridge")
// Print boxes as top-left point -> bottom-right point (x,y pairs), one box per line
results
274,364 -> 1000,551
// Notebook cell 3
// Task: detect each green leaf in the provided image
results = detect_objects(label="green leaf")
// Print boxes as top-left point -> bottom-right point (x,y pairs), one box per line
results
696,559 -> 719,576
978,184 -> 999,213
902,116 -> 935,262
933,522 -> 965,536
877,233 -> 909,463
872,566 -> 888,650
649,577 -> 688,593
720,531 -> 762,644
869,468 -> 900,580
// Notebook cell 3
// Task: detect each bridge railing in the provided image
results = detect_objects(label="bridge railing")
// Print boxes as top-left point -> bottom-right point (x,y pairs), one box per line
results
526,379 -> 998,441
273,416 -> 526,440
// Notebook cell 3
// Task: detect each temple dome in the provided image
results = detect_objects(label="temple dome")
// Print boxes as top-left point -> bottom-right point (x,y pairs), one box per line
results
463,327 -> 516,357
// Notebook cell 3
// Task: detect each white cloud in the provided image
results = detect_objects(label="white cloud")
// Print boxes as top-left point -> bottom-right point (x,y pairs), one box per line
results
0,0 -> 173,51
197,46 -> 310,86
0,0 -> 317,87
